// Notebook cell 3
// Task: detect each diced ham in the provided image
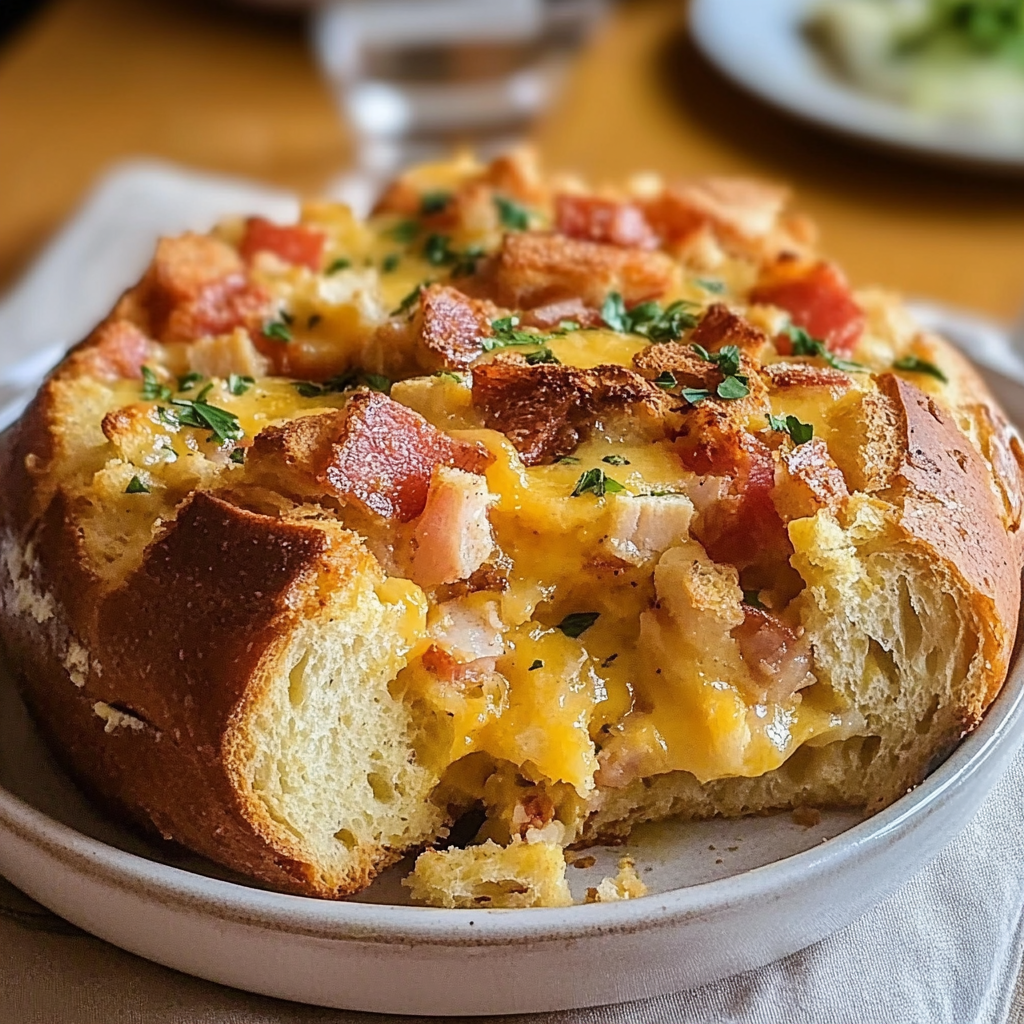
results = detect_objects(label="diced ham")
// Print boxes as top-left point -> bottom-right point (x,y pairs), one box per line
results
601,494 -> 694,565
751,259 -> 864,357
407,466 -> 496,587
688,303 -> 766,355
732,606 -> 815,703
479,232 -> 674,310
554,194 -> 658,249
240,217 -> 326,272
414,284 -> 499,370
643,178 -> 789,246
320,391 -> 493,521
471,362 -> 664,466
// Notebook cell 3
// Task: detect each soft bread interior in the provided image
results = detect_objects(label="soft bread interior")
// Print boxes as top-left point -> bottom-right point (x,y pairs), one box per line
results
230,552 -> 445,893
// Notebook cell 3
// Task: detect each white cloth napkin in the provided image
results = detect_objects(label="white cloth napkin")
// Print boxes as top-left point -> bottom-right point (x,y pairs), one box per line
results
1,161 -> 1023,1024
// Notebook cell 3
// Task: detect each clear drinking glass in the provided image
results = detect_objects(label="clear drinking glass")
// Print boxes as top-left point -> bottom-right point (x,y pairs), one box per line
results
313,0 -> 608,188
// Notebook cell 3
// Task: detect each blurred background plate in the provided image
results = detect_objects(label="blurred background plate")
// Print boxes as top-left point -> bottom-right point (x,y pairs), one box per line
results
690,0 -> 1024,173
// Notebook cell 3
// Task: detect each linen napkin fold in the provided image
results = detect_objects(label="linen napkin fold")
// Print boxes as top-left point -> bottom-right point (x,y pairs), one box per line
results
1,161 -> 1023,1024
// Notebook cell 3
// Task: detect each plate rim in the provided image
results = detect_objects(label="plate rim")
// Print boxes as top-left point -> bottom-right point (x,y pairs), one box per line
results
1,640 -> 1022,947
689,0 -> 1024,171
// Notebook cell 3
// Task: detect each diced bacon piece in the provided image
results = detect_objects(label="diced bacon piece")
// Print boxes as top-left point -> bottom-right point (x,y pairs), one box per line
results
320,391 -> 493,521
407,466 -> 496,587
521,298 -> 604,330
751,259 -> 864,357
554,194 -> 658,249
732,606 -> 815,703
135,234 -> 271,343
601,494 -> 694,565
688,303 -> 766,355
74,320 -> 151,381
643,178 -> 790,246
481,232 -> 674,310
414,284 -> 499,370
240,217 -> 326,272
772,437 -> 850,523
680,430 -> 790,571
471,362 -> 664,466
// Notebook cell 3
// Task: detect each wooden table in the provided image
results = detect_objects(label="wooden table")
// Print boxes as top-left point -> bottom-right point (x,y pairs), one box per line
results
3,0 -> 1024,320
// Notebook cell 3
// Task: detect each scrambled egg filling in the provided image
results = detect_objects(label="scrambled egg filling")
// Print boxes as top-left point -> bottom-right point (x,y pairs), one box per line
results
62,153 -> 953,838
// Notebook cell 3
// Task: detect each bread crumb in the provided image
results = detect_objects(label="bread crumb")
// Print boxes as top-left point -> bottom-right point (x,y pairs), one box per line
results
570,854 -> 597,869
792,806 -> 822,828
404,839 -> 572,909
584,857 -> 648,903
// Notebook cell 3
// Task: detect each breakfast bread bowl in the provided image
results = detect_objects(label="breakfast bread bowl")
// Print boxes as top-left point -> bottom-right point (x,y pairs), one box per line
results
1,152 -> 1022,906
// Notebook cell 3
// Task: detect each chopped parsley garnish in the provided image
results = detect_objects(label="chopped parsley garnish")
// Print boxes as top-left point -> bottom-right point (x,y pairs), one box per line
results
785,325 -> 866,373
420,191 -> 453,215
387,219 -> 420,244
694,277 -> 725,294
494,195 -> 531,231
141,366 -> 171,402
602,454 -> 630,466
553,319 -> 581,334
481,315 -> 546,352
432,370 -> 464,383
392,282 -> 428,317
600,292 -> 698,342
450,243 -> 485,278
125,475 -> 149,494
263,315 -> 293,344
381,253 -> 400,273
166,390 -> 244,445
557,611 -> 600,638
524,346 -> 560,365
325,257 -> 352,275
893,355 -> 948,383
175,371 -> 204,393
228,374 -> 254,396
423,234 -> 453,266
571,467 -> 625,497
230,447 -> 246,464
292,371 -> 392,398
653,371 -> 678,390
743,589 -> 765,609
557,455 -> 581,464
528,659 -> 544,671
681,387 -> 712,405
767,412 -> 814,445
692,343 -> 750,399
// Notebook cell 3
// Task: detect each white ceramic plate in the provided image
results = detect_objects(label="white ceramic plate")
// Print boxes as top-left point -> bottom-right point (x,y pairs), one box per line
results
2,162 -> 1024,1015
689,0 -> 1024,172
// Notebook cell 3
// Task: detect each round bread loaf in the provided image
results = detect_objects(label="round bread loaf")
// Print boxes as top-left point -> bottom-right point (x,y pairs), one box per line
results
2,152 -> 1022,906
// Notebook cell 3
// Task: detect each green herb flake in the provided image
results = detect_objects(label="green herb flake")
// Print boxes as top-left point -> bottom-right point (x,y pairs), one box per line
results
325,257 -> 352,275
743,589 -> 765,609
528,659 -> 544,671
451,243 -> 485,278
600,653 -> 619,668
169,395 -> 244,445
716,374 -> 750,400
653,371 -> 678,390
381,253 -> 401,273
481,315 -> 546,352
767,413 -> 814,445
293,381 -> 325,398
694,277 -> 725,294
263,316 -> 293,344
557,611 -> 600,639
786,325 -> 867,373
494,195 -> 531,231
893,355 -> 949,384
387,219 -> 420,244
141,365 -> 172,402
571,468 -> 625,498
433,370 -> 464,382
602,454 -> 631,466
524,346 -> 560,365
600,291 -> 698,342
392,282 -> 428,317
228,374 -> 254,396
125,475 -> 150,494
229,447 -> 246,465
175,371 -> 204,393
681,387 -> 712,405
361,373 -> 392,394
420,190 -> 453,215
423,234 -> 453,266
557,455 -> 581,464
